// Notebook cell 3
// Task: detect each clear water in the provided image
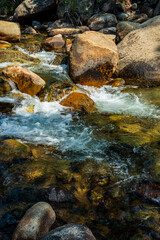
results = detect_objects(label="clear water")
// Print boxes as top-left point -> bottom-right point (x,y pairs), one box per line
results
0,46 -> 160,240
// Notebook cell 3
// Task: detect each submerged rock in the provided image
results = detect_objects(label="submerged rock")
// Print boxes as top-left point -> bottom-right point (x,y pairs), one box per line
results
2,65 -> 46,96
60,92 -> 96,113
42,34 -> 65,51
48,188 -> 72,202
117,16 -> 160,86
38,79 -> 78,102
0,139 -> 31,162
136,182 -> 160,202
0,21 -> 21,42
38,223 -> 96,240
69,31 -> 119,87
0,49 -> 40,64
0,77 -> 12,95
108,78 -> 125,87
0,102 -> 14,114
0,40 -> 12,49
12,202 -> 56,240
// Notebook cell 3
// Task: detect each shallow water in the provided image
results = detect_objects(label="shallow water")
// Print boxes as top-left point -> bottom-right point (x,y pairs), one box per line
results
0,45 -> 160,240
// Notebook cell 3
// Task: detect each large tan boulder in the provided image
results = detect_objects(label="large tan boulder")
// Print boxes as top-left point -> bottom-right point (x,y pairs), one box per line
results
2,65 -> 46,96
12,202 -> 56,240
69,31 -> 119,87
117,17 -> 160,86
60,92 -> 96,113
14,0 -> 57,21
0,21 -> 21,42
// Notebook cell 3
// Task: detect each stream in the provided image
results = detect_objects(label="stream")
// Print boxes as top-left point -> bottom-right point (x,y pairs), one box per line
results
0,38 -> 160,240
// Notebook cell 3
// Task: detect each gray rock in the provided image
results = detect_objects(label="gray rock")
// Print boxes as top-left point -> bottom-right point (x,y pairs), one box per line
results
131,3 -> 138,11
117,12 -> 129,21
141,4 -> 153,18
116,21 -> 140,42
48,188 -> 72,202
57,0 -> 95,23
38,223 -> 96,240
14,0 -> 57,21
24,26 -> 37,34
101,0 -> 116,13
12,202 -> 56,240
117,16 -> 160,87
47,19 -> 73,31
88,13 -> 117,31
99,26 -> 116,34
154,0 -> 160,16
32,20 -> 41,30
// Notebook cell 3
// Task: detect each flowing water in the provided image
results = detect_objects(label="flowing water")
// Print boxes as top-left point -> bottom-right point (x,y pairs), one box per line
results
0,40 -> 160,240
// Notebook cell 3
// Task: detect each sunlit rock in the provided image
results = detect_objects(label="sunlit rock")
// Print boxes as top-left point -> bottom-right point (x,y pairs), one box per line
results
60,92 -> 96,113
117,16 -> 160,86
0,21 -> 21,42
0,40 -> 12,49
3,65 -> 46,96
42,34 -> 65,52
69,31 -> 119,87
108,78 -> 125,87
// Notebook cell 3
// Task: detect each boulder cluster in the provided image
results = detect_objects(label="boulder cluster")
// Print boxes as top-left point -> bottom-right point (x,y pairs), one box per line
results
0,0 -> 160,238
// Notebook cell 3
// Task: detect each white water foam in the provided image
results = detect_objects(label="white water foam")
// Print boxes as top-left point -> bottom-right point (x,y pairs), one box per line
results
83,85 -> 160,118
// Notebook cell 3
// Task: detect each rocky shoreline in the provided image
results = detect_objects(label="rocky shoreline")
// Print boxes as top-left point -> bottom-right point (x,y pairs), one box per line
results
0,0 -> 160,239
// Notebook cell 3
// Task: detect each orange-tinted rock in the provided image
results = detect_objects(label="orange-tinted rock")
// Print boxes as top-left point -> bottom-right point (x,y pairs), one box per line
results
42,34 -> 65,51
0,40 -> 12,49
60,92 -> 96,113
69,31 -> 119,87
2,65 -> 45,96
108,78 -> 125,87
0,21 -> 21,42
48,27 -> 89,37
0,139 -> 30,162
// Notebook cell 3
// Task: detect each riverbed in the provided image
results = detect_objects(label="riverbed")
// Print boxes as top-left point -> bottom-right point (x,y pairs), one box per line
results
0,36 -> 160,240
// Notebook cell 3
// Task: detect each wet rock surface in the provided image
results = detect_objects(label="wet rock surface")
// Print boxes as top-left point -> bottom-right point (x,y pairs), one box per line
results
2,65 -> 46,96
38,223 -> 96,240
12,202 -> 56,240
0,139 -> 31,162
60,92 -> 96,113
